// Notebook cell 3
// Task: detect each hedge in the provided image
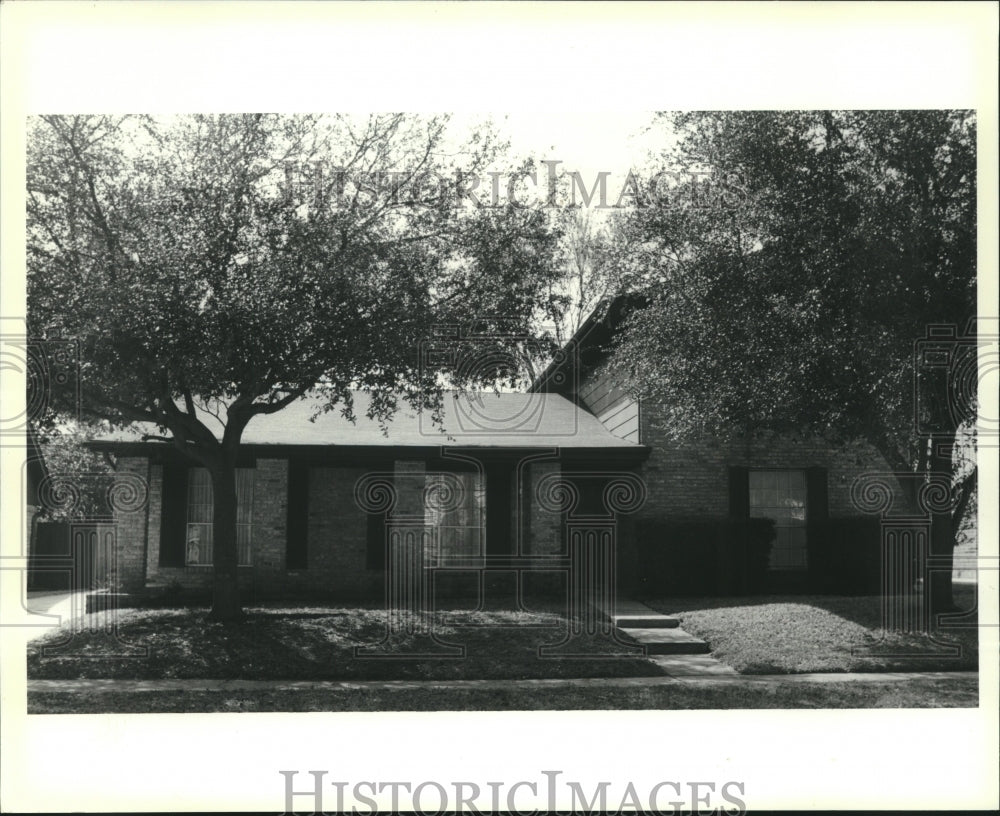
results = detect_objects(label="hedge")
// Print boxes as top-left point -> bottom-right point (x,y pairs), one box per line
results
633,517 -> 776,596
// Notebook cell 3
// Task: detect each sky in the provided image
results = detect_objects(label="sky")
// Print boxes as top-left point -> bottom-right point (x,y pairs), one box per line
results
496,111 -> 666,177
444,111 -> 667,198
438,111 -> 677,213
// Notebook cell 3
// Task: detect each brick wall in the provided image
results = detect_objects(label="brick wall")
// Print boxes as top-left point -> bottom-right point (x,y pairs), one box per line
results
117,418 -> 908,602
631,401 -> 915,594
637,401 -> 911,522
564,361 -> 921,593
112,457 -> 150,592
251,458 -> 288,584
136,460 -> 384,598
525,461 -> 562,555
300,464 -> 381,596
145,464 -> 162,583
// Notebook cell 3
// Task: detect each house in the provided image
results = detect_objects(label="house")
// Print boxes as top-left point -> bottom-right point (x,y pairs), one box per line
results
87,298 -> 906,602
531,296 -> 909,596
87,390 -> 650,601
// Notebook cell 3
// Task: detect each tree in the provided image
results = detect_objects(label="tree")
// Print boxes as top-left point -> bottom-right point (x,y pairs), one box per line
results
27,114 -> 564,620
33,423 -> 114,522
604,110 -> 976,610
549,209 -> 622,347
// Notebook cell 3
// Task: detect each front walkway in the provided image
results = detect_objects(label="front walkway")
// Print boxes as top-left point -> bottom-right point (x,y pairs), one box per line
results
23,591 -> 90,628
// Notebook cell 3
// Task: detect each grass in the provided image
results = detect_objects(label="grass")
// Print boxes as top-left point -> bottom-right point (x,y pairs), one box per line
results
28,675 -> 979,713
26,592 -> 981,712
643,585 -> 980,674
27,604 -> 663,682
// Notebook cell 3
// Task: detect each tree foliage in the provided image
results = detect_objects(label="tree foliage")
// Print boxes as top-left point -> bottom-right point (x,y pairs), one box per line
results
27,114 -> 564,618
548,209 -> 623,347
34,424 -> 113,522
603,110 -> 976,607
608,110 -> 975,463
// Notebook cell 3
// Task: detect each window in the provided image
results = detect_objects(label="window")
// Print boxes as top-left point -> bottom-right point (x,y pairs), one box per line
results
185,468 -> 255,566
424,471 -> 486,567
749,469 -> 808,571
365,469 -> 488,571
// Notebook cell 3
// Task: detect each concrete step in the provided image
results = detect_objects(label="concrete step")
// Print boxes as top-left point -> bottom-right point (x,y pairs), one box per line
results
617,626 -> 711,655
591,600 -> 681,629
609,614 -> 680,629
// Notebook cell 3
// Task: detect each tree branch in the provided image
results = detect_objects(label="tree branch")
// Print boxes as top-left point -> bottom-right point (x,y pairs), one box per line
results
43,116 -> 121,274
248,383 -> 313,416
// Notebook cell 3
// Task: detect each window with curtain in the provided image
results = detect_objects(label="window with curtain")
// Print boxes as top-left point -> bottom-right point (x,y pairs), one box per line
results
424,471 -> 486,567
185,468 -> 255,566
749,469 -> 808,571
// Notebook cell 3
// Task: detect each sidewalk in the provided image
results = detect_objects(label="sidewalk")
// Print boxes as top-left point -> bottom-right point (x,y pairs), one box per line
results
28,669 -> 977,695
24,590 -> 89,625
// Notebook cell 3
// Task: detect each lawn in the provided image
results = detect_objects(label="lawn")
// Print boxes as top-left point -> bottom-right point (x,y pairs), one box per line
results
27,596 -> 980,711
643,586 -> 980,674
27,604 -> 663,682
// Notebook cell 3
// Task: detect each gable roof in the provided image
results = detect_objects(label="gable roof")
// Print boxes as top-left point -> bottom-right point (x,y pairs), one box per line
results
88,390 -> 645,451
530,294 -> 647,398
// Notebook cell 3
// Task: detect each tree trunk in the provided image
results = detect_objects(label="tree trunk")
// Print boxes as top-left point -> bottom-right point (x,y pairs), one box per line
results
873,430 -> 959,618
928,440 -> 956,614
209,460 -> 243,621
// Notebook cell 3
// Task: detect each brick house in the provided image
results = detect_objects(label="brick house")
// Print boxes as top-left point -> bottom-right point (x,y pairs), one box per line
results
88,390 -> 649,601
531,296 -> 909,596
88,298 -> 905,601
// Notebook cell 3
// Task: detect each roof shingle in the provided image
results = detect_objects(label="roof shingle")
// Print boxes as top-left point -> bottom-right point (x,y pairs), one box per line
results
91,390 -> 642,450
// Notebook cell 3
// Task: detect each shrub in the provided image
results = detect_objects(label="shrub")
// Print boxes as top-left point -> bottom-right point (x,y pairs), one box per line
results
738,517 -> 777,592
634,517 -> 775,596
819,517 -> 883,594
635,514 -> 887,597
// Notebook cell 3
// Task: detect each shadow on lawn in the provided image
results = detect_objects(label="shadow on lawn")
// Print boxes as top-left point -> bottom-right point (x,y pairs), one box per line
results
26,606 -> 665,682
